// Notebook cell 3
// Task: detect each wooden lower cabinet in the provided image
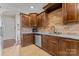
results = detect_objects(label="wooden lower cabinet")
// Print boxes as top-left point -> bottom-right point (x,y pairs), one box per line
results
42,35 -> 48,51
77,41 -> 79,55
65,39 -> 77,56
21,34 -> 34,47
47,36 -> 58,56
42,35 -> 58,55
59,39 -> 78,56
42,35 -> 79,56
58,39 -> 67,56
58,38 -> 79,56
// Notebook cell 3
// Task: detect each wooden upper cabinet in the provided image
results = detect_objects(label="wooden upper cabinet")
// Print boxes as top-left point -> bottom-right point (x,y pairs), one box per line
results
41,12 -> 48,27
37,14 -> 42,27
21,13 -> 30,27
37,12 -> 48,27
21,12 -> 48,27
29,13 -> 38,27
63,3 -> 79,24
77,4 -> 79,21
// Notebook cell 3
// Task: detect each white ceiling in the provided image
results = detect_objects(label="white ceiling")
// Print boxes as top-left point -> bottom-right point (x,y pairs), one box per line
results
0,3 -> 47,16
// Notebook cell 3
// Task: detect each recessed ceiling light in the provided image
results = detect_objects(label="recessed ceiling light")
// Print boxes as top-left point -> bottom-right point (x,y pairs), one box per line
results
30,6 -> 34,9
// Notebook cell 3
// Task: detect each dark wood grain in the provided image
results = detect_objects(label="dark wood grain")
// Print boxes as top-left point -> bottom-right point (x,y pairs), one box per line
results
29,13 -> 38,27
21,34 -> 34,47
41,35 -> 79,56
3,39 -> 16,48
63,3 -> 79,24
21,13 -> 31,27
43,3 -> 62,13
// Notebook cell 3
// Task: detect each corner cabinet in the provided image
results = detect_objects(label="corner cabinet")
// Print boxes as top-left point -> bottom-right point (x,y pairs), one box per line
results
29,13 -> 38,27
21,34 -> 34,47
20,13 -> 38,27
37,12 -> 48,27
37,13 -> 42,27
42,35 -> 79,56
20,13 -> 31,27
41,12 -> 48,27
63,3 -> 79,24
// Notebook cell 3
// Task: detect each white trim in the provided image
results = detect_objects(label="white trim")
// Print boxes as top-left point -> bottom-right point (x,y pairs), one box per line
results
15,13 -> 21,55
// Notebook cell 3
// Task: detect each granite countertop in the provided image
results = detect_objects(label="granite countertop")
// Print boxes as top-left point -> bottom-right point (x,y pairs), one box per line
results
21,32 -> 79,40
21,32 -> 34,34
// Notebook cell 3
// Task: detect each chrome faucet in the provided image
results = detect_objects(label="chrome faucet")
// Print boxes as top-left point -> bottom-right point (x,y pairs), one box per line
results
52,26 -> 56,33
50,25 -> 56,33
51,25 -> 62,34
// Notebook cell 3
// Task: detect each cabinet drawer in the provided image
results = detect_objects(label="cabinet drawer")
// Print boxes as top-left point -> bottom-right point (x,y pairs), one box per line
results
21,34 -> 34,47
48,36 -> 58,42
48,46 -> 58,55
48,39 -> 58,46
42,44 -> 48,51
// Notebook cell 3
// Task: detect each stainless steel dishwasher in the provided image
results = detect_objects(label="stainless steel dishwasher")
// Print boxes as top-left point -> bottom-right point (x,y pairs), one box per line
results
35,34 -> 42,47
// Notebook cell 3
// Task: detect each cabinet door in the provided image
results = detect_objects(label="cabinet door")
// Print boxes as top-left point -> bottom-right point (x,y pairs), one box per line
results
77,4 -> 79,22
37,12 -> 48,27
47,36 -> 58,56
58,38 -> 67,56
37,14 -> 42,27
59,38 -> 78,56
77,41 -> 79,55
63,3 -> 78,24
41,12 -> 48,27
42,35 -> 48,51
65,39 -> 77,56
29,13 -> 38,27
60,39 -> 77,56
21,34 -> 34,47
21,14 -> 30,27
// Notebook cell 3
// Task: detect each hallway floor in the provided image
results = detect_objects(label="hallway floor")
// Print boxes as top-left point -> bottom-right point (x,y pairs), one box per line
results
2,44 -> 51,56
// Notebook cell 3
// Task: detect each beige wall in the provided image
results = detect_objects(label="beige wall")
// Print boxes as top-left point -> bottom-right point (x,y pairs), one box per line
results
38,8 -> 79,35
2,15 -> 16,40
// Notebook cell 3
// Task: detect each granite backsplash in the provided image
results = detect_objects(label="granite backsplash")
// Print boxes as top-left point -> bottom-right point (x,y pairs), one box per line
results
38,8 -> 79,35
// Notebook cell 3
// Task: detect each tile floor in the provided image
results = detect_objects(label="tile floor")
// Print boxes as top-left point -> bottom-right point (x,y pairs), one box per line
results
2,44 -> 51,56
